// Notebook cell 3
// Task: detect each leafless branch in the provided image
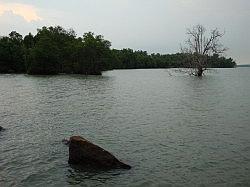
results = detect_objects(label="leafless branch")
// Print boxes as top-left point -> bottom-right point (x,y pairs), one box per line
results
180,24 -> 227,76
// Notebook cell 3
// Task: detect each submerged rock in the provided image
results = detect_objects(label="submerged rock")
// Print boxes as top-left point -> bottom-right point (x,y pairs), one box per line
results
0,126 -> 4,131
68,136 -> 131,170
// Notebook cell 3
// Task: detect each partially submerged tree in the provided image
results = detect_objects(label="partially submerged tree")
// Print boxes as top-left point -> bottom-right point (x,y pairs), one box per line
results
181,24 -> 227,76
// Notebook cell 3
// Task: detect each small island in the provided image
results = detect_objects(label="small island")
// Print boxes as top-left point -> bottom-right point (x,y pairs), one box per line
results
0,26 -> 236,75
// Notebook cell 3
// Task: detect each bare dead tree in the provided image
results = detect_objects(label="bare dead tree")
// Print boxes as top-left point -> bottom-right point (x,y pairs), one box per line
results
181,24 -> 227,76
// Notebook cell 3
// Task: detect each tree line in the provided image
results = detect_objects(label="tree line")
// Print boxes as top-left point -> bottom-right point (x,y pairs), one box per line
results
0,26 -> 236,75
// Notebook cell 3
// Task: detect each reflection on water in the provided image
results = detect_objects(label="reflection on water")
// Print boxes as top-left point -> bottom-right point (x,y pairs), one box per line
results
0,68 -> 250,186
66,165 -> 123,186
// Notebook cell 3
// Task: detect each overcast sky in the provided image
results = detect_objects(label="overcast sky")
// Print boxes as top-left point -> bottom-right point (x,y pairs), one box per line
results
0,0 -> 249,64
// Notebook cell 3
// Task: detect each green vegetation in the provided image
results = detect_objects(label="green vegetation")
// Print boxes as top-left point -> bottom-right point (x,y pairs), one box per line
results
0,26 -> 236,75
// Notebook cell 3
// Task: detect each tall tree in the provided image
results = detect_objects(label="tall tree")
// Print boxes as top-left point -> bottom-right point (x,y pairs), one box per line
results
0,31 -> 25,73
27,35 -> 60,75
181,24 -> 227,76
76,32 -> 111,75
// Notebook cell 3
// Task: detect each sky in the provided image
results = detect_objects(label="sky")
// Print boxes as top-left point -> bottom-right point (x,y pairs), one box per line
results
0,0 -> 249,64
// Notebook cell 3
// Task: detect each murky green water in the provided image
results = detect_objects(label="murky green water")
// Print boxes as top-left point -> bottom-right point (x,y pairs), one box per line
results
0,68 -> 250,187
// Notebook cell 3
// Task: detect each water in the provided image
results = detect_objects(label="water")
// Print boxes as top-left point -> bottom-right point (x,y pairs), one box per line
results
0,68 -> 250,187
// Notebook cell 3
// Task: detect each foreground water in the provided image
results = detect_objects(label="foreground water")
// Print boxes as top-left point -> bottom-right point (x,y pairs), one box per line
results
0,68 -> 250,187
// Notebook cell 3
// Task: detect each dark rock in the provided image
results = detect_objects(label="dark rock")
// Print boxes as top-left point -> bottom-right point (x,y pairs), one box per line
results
0,126 -> 4,131
68,136 -> 131,170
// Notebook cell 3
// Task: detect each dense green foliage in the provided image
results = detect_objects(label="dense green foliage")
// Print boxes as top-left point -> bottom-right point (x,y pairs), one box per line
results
0,26 -> 236,75
0,31 -> 25,73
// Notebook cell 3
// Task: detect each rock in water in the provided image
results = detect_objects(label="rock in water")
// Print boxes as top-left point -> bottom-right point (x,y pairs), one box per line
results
68,136 -> 131,170
0,126 -> 4,131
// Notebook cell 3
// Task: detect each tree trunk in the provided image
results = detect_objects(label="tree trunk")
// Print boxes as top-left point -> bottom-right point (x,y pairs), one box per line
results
197,67 -> 203,77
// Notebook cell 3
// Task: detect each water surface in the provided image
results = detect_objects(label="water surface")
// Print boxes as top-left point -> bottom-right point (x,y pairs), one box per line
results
0,68 -> 250,186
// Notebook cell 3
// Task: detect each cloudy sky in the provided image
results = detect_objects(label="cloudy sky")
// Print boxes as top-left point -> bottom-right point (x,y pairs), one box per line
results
0,0 -> 249,64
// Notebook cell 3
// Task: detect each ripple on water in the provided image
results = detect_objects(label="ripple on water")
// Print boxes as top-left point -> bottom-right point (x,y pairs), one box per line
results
0,69 -> 250,186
